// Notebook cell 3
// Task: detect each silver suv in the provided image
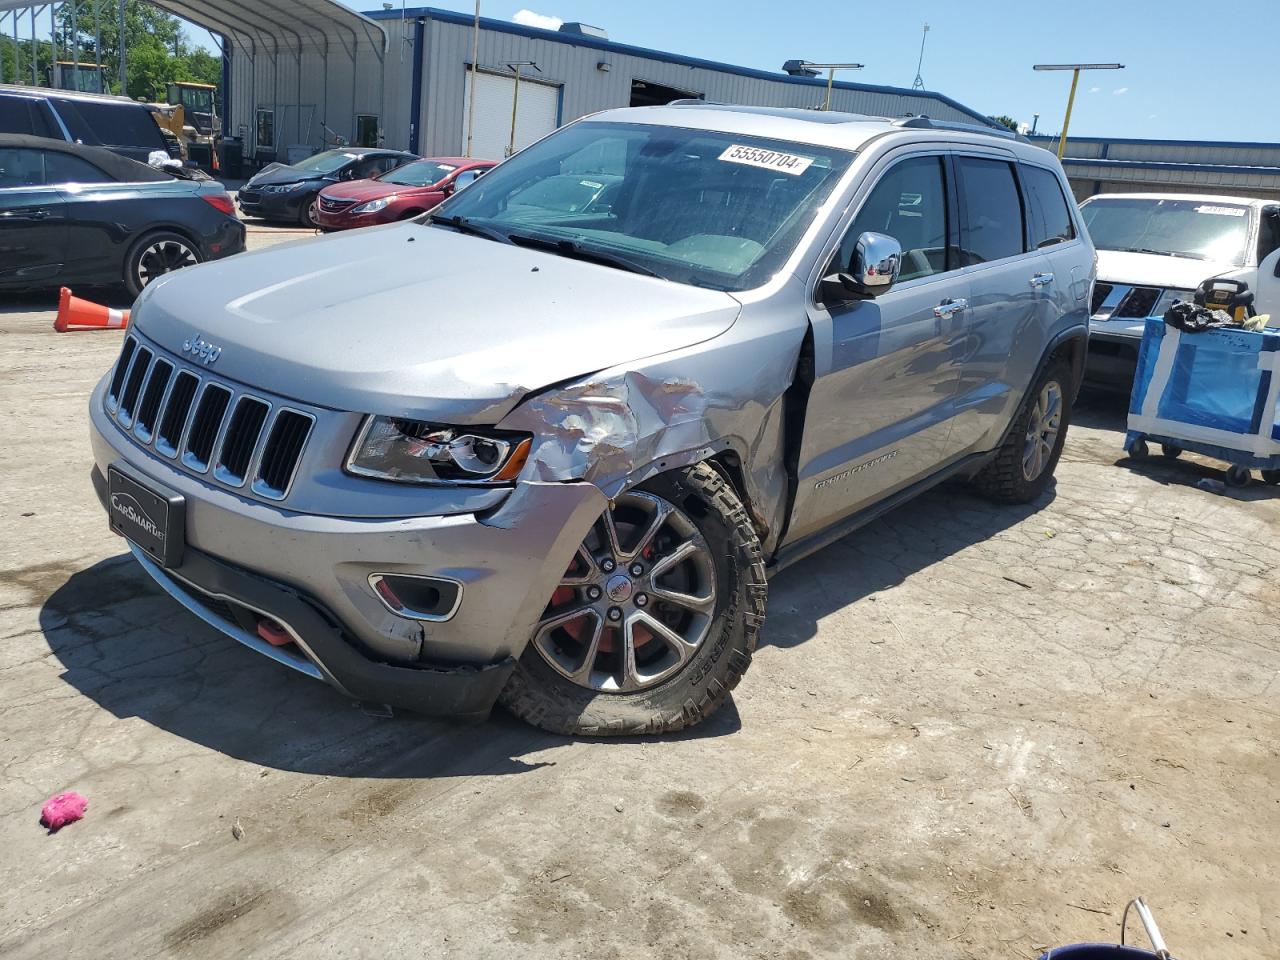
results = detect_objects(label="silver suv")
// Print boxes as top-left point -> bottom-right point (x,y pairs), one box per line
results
89,104 -> 1093,735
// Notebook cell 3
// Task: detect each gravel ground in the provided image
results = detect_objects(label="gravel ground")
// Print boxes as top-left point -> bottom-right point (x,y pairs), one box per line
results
1,225 -> 1276,959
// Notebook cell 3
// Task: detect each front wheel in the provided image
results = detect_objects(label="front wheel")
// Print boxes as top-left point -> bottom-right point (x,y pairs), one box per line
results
299,196 -> 319,228
499,463 -> 767,736
124,230 -> 202,297
971,359 -> 1073,504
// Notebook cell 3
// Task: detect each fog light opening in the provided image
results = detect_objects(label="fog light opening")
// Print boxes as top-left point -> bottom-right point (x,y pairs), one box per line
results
256,616 -> 294,647
367,574 -> 461,622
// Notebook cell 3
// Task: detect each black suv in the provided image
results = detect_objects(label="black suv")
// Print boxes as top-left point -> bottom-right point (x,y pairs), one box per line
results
0,85 -> 174,164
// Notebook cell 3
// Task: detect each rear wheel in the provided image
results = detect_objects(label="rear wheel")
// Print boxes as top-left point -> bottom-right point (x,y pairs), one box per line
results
124,231 -> 201,297
499,463 -> 767,735
971,359 -> 1073,504
299,197 -> 319,228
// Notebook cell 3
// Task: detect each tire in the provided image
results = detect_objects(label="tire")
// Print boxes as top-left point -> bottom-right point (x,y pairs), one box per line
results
124,230 -> 202,298
1129,439 -> 1150,460
971,358 -> 1073,504
499,462 -> 767,736
299,196 -> 319,228
1161,444 -> 1183,459
1226,465 -> 1251,488
399,209 -> 425,221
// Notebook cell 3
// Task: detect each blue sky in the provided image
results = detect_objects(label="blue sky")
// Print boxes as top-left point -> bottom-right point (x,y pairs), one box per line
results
184,0 -> 1277,142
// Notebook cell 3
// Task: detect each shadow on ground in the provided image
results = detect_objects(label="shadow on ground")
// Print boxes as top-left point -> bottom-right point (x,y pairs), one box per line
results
36,555 -> 740,780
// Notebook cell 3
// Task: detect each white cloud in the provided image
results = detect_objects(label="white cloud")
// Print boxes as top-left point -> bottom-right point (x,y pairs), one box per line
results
1088,86 -> 1101,94
1148,113 -> 1158,119
513,9 -> 563,30
1112,86 -> 1129,95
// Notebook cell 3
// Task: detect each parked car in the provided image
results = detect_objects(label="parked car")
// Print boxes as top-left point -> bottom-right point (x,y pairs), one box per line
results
88,105 -> 1091,734
0,84 -> 178,164
0,134 -> 244,296
1083,192 -> 1280,382
237,148 -> 417,227
315,156 -> 495,230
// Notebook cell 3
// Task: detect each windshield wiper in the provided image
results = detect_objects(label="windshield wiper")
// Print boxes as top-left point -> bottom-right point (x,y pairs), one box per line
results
1113,246 -> 1209,261
506,232 -> 662,278
427,214 -> 512,244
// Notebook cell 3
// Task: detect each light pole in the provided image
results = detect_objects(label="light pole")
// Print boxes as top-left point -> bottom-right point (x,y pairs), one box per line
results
505,60 -> 539,156
465,0 -> 479,157
1033,63 -> 1124,158
796,61 -> 864,111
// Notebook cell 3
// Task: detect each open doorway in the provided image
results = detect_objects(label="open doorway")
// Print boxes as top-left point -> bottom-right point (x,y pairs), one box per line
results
629,79 -> 700,107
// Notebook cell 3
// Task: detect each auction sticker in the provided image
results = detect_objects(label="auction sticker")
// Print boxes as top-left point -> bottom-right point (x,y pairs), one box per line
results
719,144 -> 814,176
1195,205 -> 1246,216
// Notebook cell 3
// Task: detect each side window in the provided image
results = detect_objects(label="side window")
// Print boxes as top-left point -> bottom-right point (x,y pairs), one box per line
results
1258,209 -> 1280,264
62,102 -> 165,150
44,152 -> 112,185
0,95 -> 36,136
955,156 -> 1025,264
837,155 -> 950,283
0,148 -> 46,188
1021,165 -> 1076,249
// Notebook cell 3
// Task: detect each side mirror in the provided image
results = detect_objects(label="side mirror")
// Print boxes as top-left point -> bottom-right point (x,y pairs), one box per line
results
440,180 -> 455,195
821,231 -> 902,303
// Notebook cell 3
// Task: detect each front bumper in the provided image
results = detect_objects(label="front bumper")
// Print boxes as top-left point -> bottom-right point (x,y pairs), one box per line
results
314,207 -> 397,231
1086,316 -> 1148,383
89,378 -> 608,715
237,188 -> 308,222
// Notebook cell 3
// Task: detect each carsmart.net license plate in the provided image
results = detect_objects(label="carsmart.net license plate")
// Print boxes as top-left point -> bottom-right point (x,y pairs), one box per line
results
107,464 -> 185,568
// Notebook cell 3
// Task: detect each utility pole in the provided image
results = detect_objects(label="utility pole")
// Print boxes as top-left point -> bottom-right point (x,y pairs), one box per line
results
1033,63 -> 1124,158
117,0 -> 125,96
911,23 -> 928,91
505,60 -> 539,156
465,0 -> 479,156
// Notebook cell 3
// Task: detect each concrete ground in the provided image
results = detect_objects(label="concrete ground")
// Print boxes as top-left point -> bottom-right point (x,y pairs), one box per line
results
1,225 -> 1276,959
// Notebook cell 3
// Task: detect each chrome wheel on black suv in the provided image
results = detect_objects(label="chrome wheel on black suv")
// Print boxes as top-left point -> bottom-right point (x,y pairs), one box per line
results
500,464 -> 767,735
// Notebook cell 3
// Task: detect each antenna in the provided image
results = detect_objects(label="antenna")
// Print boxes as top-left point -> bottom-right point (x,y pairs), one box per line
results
911,23 -> 929,91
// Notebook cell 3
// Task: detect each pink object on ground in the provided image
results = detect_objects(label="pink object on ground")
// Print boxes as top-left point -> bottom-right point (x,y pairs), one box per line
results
41,791 -> 88,831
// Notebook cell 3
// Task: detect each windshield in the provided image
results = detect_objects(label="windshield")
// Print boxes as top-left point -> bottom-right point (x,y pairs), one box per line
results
380,160 -> 457,186
1081,197 -> 1252,266
431,121 -> 854,291
293,150 -> 358,175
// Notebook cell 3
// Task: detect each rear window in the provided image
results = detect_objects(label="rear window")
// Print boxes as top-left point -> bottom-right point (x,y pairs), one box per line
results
956,156 -> 1026,264
54,98 -> 165,150
1021,165 -> 1076,249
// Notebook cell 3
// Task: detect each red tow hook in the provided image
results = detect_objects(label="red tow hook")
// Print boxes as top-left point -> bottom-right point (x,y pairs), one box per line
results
256,616 -> 293,647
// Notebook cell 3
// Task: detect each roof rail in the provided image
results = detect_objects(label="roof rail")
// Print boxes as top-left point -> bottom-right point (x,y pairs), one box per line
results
894,115 -> 1024,141
667,98 -> 714,106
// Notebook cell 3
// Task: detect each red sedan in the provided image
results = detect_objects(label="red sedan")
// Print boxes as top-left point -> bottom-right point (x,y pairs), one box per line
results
314,157 -> 496,230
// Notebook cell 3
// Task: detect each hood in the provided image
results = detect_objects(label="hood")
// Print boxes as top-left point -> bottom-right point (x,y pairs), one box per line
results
133,223 -> 742,423
1095,249 -> 1234,291
247,165 -> 328,188
318,179 -> 430,203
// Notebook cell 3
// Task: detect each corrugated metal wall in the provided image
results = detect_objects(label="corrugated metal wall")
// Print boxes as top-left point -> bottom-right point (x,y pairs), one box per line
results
402,18 -> 982,158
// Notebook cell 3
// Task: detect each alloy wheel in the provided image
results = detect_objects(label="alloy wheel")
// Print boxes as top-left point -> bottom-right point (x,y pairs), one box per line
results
532,490 -> 718,693
1022,380 -> 1063,481
135,238 -> 198,289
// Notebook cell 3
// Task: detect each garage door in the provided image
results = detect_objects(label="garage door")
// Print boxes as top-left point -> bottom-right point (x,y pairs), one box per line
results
462,69 -> 559,160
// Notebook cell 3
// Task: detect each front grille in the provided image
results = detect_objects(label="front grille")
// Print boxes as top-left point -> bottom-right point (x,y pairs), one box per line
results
319,196 -> 354,213
1090,282 -> 1113,315
239,189 -> 261,203
1114,286 -> 1161,319
103,334 -> 315,501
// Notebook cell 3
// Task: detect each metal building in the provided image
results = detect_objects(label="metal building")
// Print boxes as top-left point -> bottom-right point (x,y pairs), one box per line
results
1032,134 -> 1280,202
370,6 -> 996,161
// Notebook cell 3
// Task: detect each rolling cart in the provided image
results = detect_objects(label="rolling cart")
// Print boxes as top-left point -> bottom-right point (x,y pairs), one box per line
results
1126,315 -> 1280,488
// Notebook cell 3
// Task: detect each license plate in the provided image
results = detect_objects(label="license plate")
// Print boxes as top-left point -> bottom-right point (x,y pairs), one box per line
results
108,464 -> 185,568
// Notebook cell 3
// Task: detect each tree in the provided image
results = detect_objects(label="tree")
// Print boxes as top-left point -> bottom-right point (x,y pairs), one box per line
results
987,114 -> 1020,132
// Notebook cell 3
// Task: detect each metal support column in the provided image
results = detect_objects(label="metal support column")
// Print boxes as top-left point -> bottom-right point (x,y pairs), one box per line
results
116,0 -> 125,95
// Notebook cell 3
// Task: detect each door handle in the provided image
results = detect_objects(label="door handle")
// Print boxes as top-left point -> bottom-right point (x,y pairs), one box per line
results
933,298 -> 967,319
1030,272 -> 1054,287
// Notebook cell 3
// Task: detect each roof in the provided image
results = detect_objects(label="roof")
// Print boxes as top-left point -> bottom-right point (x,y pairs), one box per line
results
364,6 -> 997,128
1080,191 -> 1272,207
0,134 -> 170,182
146,0 -> 385,54
0,82 -> 149,108
585,104 -> 1024,154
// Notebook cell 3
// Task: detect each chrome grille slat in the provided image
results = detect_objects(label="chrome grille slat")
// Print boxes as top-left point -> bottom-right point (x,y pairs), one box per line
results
104,335 -> 314,501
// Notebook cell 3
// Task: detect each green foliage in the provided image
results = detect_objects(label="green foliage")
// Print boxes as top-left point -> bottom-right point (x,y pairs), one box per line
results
987,114 -> 1020,132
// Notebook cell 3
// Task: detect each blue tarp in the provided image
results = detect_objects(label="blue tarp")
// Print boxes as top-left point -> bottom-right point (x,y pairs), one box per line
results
1126,318 -> 1280,469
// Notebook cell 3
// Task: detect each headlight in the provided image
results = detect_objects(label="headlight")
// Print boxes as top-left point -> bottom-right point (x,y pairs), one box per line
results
1153,289 -> 1194,316
346,417 -> 532,483
266,182 -> 307,193
351,197 -> 393,214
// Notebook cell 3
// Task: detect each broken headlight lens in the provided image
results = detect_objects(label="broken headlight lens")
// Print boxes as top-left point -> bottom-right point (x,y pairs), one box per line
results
346,416 -> 532,483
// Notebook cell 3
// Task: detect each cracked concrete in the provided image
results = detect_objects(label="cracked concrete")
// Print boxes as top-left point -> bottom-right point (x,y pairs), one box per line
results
1,230 -> 1277,959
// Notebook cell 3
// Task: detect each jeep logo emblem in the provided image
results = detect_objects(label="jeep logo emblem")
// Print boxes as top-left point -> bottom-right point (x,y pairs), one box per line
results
182,333 -> 222,365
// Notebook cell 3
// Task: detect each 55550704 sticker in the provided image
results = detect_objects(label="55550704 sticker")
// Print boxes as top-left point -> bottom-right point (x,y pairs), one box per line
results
718,144 -> 815,176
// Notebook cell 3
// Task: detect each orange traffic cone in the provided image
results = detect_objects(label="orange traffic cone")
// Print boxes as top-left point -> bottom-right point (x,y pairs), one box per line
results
53,287 -> 130,332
